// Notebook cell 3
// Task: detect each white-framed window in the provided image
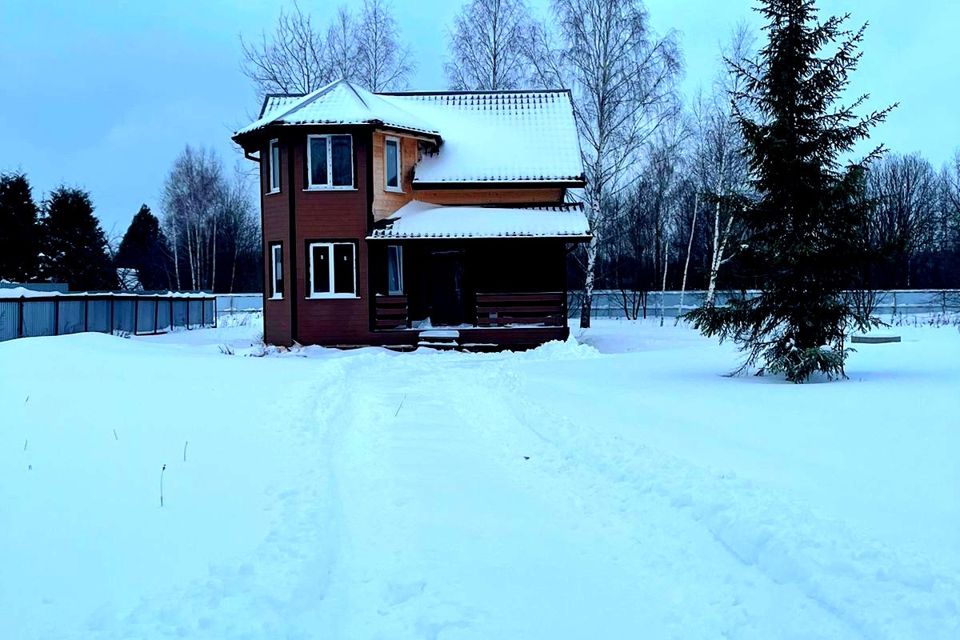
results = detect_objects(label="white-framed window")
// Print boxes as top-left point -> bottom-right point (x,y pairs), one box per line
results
384,136 -> 402,192
308,241 -> 357,298
268,139 -> 280,194
387,244 -> 403,294
306,134 -> 354,190
269,242 -> 284,299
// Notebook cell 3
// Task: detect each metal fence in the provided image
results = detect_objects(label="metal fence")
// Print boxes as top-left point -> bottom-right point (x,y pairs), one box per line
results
568,289 -> 960,319
0,293 -> 217,343
216,293 -> 265,317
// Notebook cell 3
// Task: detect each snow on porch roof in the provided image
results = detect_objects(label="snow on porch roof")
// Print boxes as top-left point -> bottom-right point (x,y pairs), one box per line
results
367,200 -> 591,241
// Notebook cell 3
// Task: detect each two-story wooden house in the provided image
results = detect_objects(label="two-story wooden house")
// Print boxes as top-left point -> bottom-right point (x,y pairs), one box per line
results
233,79 -> 590,349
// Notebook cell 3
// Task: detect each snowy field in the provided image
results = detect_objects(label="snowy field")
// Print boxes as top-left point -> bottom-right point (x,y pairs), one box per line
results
1,315 -> 958,639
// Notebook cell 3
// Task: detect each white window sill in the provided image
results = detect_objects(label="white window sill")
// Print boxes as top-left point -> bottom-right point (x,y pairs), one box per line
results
387,290 -> 404,296
268,294 -> 283,301
266,189 -> 281,196
306,294 -> 360,300
303,186 -> 357,192
385,186 -> 404,194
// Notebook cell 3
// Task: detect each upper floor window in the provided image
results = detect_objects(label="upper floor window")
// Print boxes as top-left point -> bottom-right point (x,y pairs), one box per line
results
385,136 -> 401,192
308,241 -> 357,298
268,139 -> 280,194
307,134 -> 353,190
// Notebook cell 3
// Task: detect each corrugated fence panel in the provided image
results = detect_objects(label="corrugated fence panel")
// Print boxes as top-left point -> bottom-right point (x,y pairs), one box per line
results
0,301 -> 20,341
23,301 -> 55,337
172,300 -> 188,328
188,300 -> 203,327
58,300 -> 85,335
203,299 -> 215,325
87,300 -> 111,333
156,300 -> 172,332
113,300 -> 135,334
136,299 -> 157,334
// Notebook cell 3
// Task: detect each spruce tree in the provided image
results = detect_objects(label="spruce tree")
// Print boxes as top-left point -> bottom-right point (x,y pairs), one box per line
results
115,205 -> 173,290
0,172 -> 41,282
40,187 -> 117,291
686,0 -> 894,382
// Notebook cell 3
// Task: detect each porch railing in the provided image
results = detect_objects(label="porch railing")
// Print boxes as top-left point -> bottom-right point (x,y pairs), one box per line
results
374,294 -> 409,329
475,292 -> 566,327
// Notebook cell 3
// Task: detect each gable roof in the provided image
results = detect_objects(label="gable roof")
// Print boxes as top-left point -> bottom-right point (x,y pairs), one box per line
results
234,80 -> 585,187
367,200 -> 591,240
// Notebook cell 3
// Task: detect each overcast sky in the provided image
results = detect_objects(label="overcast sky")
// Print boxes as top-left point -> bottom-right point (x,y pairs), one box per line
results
1,0 -> 957,238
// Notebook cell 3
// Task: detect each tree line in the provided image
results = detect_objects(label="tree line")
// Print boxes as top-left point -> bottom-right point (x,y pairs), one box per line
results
0,146 -> 261,293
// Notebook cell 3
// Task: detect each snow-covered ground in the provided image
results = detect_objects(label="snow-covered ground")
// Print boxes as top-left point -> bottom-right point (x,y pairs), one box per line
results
1,317 -> 958,639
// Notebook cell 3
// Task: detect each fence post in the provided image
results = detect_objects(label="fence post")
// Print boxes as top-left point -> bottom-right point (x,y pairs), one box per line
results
186,297 -> 191,330
133,297 -> 140,336
169,298 -> 174,331
83,298 -> 89,332
18,296 -> 24,338
109,296 -> 115,335
213,297 -> 218,328
201,296 -> 206,327
153,297 -> 160,334
53,298 -> 60,336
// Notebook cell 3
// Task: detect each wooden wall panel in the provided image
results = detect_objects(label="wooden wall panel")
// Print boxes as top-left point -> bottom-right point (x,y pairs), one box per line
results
371,132 -> 420,221
261,137 -> 292,345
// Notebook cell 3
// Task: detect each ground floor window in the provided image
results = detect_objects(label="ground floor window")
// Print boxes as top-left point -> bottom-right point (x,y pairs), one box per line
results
308,241 -> 357,298
269,242 -> 284,299
387,244 -> 403,294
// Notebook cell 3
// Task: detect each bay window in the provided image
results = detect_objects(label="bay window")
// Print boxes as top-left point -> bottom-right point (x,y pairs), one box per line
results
307,134 -> 353,189
308,241 -> 357,298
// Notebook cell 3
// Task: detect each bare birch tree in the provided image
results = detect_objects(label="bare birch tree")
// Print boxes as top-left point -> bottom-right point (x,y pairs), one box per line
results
530,0 -> 682,327
326,6 -> 360,82
240,1 -> 331,97
445,0 -> 535,90
356,0 -> 415,91
694,25 -> 753,306
161,146 -> 261,293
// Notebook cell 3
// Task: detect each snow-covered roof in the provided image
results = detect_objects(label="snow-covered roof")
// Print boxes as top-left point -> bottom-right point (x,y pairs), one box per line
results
386,91 -> 583,185
367,200 -> 591,240
236,80 -> 439,138
235,80 -> 585,186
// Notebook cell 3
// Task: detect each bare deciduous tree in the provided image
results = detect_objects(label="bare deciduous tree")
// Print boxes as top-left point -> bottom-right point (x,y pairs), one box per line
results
240,1 -> 330,97
241,1 -> 415,98
357,0 -> 415,91
531,0 -> 682,327
866,153 -> 940,287
445,0 -> 535,90
694,24 -> 753,306
162,147 -> 259,292
326,6 -> 359,82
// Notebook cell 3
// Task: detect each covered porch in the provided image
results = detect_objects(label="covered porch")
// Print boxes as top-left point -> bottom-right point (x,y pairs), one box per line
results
366,201 -> 590,349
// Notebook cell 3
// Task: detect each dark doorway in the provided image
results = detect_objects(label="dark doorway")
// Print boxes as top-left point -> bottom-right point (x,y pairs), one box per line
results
429,250 -> 466,326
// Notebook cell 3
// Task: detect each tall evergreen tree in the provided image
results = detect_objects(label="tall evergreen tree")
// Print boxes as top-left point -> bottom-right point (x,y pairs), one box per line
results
115,205 -> 173,291
40,187 -> 117,291
0,172 -> 41,282
687,0 -> 894,382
